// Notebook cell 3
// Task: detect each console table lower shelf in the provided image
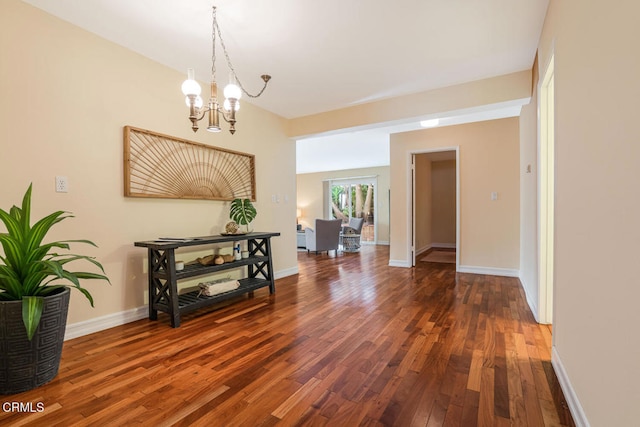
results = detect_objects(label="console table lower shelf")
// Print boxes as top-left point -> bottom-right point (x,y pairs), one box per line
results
156,277 -> 269,315
134,232 -> 280,327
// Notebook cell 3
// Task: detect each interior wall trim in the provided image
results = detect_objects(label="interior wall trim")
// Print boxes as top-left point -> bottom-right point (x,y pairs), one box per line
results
519,275 -> 540,323
552,346 -> 590,427
65,306 -> 147,341
457,265 -> 519,277
388,259 -> 412,268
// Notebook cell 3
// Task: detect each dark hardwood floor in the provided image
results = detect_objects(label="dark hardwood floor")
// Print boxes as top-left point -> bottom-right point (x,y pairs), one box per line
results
0,245 -> 574,426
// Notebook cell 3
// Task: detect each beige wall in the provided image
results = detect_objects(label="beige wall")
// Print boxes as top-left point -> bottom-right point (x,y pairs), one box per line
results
415,157 -> 456,255
431,160 -> 456,245
527,1 -> 640,425
296,166 -> 390,243
0,0 -> 298,326
414,155 -> 432,252
390,118 -> 519,271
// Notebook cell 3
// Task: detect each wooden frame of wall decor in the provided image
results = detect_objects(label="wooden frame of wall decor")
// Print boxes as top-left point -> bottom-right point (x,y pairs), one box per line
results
124,126 -> 256,201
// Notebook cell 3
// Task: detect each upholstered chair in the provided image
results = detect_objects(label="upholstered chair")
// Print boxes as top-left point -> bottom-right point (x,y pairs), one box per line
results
343,217 -> 364,235
305,219 -> 342,255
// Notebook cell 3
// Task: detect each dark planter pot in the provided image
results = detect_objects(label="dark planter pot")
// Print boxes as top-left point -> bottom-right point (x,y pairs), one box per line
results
0,288 -> 70,394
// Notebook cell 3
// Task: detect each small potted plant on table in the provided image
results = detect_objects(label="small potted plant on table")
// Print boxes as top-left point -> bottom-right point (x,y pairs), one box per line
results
229,198 -> 257,233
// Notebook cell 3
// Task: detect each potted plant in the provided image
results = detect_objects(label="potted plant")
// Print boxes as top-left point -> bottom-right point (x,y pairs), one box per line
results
0,184 -> 109,394
229,198 -> 257,233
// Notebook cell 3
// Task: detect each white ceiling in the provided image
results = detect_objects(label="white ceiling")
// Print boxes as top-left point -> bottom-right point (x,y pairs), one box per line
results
21,0 -> 549,120
22,0 -> 548,173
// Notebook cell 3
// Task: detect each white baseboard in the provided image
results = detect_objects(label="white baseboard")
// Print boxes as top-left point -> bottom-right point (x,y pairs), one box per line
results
65,305 -> 147,341
388,259 -> 411,268
431,242 -> 456,249
65,266 -> 300,341
519,275 -> 540,323
275,266 -> 299,279
552,346 -> 590,427
416,245 -> 431,257
416,243 -> 457,258
457,265 -> 519,277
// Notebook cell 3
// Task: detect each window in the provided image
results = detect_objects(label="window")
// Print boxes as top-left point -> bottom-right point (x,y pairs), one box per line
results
327,177 -> 377,243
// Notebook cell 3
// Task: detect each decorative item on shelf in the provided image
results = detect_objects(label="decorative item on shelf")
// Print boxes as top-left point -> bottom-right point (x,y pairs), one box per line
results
241,250 -> 249,259
229,198 -> 257,233
234,244 -> 242,261
222,221 -> 242,235
196,253 -> 235,265
0,184 -> 110,394
175,260 -> 185,271
197,277 -> 240,297
181,5 -> 271,135
197,255 -> 215,266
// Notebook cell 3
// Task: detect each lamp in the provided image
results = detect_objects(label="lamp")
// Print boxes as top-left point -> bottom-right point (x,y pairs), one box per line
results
181,6 -> 271,135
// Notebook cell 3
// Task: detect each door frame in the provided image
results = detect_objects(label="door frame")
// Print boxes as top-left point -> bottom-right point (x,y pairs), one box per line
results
408,147 -> 460,268
538,53 -> 555,324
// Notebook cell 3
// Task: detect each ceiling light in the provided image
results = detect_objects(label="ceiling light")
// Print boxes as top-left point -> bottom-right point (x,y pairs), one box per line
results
420,119 -> 440,128
181,6 -> 271,135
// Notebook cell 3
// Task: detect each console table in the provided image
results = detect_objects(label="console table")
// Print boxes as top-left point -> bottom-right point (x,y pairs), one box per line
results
134,232 -> 280,327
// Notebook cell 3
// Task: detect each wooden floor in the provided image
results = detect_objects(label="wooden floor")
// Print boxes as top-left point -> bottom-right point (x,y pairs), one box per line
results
1,246 -> 574,426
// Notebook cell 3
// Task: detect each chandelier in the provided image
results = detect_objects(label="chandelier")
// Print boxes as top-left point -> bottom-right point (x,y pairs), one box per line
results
181,6 -> 271,135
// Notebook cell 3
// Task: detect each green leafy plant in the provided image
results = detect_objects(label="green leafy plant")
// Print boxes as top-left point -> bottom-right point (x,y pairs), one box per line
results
0,184 -> 110,340
229,198 -> 257,232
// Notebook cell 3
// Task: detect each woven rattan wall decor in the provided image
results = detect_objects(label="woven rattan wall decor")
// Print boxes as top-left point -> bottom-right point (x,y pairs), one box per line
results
124,126 -> 256,201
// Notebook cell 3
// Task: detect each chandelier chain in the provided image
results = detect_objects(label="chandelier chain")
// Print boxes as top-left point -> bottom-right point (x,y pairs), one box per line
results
212,7 -> 269,99
211,8 -> 216,91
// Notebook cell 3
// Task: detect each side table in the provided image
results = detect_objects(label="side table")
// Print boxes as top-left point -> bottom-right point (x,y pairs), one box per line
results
296,230 -> 306,248
340,233 -> 361,252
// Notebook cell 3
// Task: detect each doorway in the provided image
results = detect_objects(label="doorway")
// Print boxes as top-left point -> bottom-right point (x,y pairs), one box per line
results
411,149 -> 460,267
539,55 -> 555,324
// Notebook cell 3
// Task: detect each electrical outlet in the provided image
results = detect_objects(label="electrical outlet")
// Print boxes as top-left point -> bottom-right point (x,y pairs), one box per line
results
55,176 -> 68,193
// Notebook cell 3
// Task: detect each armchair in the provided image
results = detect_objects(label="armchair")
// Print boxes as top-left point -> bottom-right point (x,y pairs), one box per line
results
343,217 -> 364,235
305,219 -> 342,255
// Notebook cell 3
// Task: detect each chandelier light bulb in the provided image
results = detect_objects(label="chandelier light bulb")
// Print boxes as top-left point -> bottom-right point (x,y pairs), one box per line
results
224,98 -> 240,112
185,95 -> 203,109
181,68 -> 202,96
223,81 -> 242,101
